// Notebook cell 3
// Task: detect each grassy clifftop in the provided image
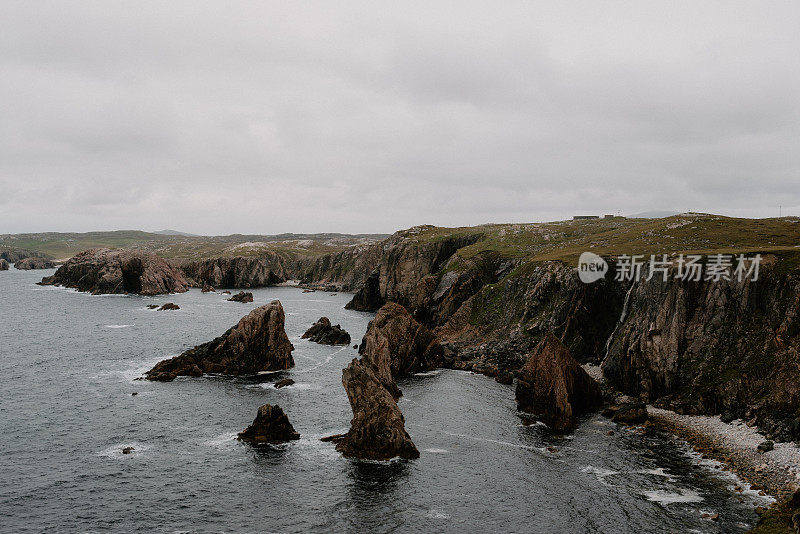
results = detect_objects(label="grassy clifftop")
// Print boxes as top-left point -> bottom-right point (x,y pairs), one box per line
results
397,213 -> 800,264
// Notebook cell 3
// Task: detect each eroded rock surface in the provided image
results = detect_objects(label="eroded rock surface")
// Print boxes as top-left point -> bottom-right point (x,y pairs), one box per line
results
237,404 -> 300,443
181,254 -> 287,289
301,317 -> 351,345
39,248 -> 188,295
336,358 -> 419,460
14,257 -> 55,270
515,334 -> 603,432
228,291 -> 254,303
358,302 -> 442,398
146,300 -> 294,381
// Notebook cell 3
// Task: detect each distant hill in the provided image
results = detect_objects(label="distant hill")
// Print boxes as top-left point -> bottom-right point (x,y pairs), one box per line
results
153,229 -> 199,237
627,210 -> 682,219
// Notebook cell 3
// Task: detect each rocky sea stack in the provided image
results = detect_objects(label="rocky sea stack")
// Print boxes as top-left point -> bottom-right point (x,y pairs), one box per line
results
515,334 -> 603,432
301,317 -> 351,345
39,248 -> 188,295
336,358 -> 420,460
358,302 -> 443,399
145,300 -> 294,381
238,404 -> 300,444
15,257 -> 55,270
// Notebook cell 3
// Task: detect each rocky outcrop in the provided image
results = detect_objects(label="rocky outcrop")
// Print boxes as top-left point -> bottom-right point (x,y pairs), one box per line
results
228,291 -> 254,303
237,404 -> 300,443
39,248 -> 188,295
515,334 -> 603,432
0,259 -> 8,271
145,300 -> 294,381
14,257 -> 55,270
201,284 -> 215,293
358,302 -> 443,399
301,317 -> 351,345
344,228 -> 485,313
0,248 -> 51,264
611,402 -> 648,424
601,256 -> 800,440
158,303 -> 180,311
180,254 -> 287,289
336,358 -> 419,460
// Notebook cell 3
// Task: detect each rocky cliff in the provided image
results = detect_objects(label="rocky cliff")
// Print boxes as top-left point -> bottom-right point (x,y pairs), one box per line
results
15,257 -> 55,270
146,300 -> 294,381
180,254 -> 287,288
601,255 -> 800,441
39,248 -> 188,295
294,243 -> 383,291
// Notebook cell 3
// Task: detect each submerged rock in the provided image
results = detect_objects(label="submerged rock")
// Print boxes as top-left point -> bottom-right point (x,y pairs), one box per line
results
336,358 -> 419,460
146,304 -> 159,309
145,300 -> 294,381
228,291 -> 254,303
611,402 -> 648,425
121,447 -> 134,454
38,248 -> 188,295
301,317 -> 351,345
358,302 -> 443,399
158,303 -> 180,311
0,259 -> 8,270
515,334 -> 603,432
274,378 -> 294,388
237,404 -> 300,443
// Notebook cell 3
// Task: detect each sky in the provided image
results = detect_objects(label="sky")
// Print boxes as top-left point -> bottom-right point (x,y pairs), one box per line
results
1,1 -> 798,235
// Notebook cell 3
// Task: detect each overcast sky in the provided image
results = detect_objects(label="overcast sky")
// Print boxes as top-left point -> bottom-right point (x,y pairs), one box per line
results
1,1 -> 798,235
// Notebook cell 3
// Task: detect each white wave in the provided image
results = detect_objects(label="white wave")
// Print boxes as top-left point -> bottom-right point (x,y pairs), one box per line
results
263,382 -> 320,391
580,465 -> 620,479
204,432 -> 238,450
423,448 -> 449,454
413,370 -> 441,377
98,442 -> 150,459
296,346 -> 348,373
425,510 -> 451,520
638,467 -> 675,481
105,324 -> 135,329
643,489 -> 703,505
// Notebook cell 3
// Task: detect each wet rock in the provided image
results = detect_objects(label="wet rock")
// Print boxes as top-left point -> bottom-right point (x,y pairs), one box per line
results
38,248 -> 188,295
0,259 -> 8,270
335,358 -> 419,460
320,434 -> 346,443
221,290 -> 231,294
515,334 -> 603,432
757,440 -> 774,453
301,317 -> 351,345
131,392 -> 138,396
720,411 -> 737,424
495,371 -> 514,385
237,404 -> 300,443
612,402 -> 648,425
14,257 -> 55,270
274,378 -> 294,388
353,344 -> 358,349
145,300 -> 294,381
228,291 -> 254,303
357,302 -> 443,399
121,447 -> 134,454
146,304 -> 159,309
158,303 -> 180,311
201,284 -> 215,293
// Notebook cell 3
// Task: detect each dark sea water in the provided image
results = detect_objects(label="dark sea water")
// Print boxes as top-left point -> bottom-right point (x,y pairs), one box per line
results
0,268 -> 770,533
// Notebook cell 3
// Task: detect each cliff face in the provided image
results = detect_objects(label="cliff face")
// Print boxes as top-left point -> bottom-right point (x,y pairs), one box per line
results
180,254 -> 287,288
294,243 -> 383,291
146,300 -> 294,381
601,257 -> 800,440
39,248 -> 188,295
14,257 -> 55,270
345,228 -> 485,314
